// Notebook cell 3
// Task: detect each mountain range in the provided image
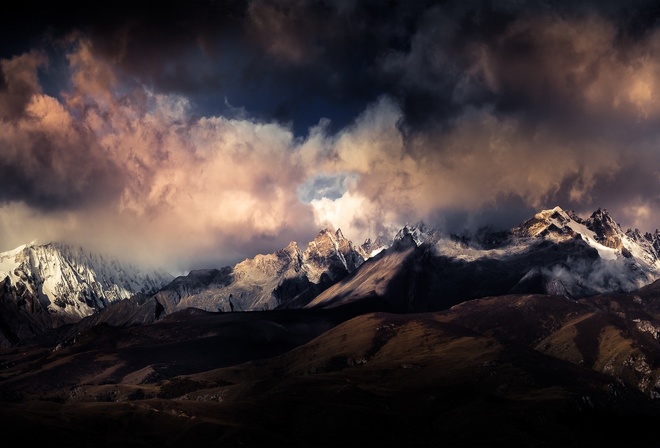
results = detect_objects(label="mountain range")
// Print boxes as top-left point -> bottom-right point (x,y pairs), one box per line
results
306,206 -> 660,312
2,206 -> 660,347
152,228 -> 370,315
150,205 -> 660,317
3,206 -> 660,446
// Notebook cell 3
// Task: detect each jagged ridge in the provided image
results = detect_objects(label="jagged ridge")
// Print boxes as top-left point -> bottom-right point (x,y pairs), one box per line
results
4,206 -> 660,346
307,206 -> 660,311
154,228 -> 368,314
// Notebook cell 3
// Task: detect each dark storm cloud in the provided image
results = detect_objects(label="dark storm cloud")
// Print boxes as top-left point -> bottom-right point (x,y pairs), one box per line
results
15,0 -> 426,133
0,51 -> 46,120
0,126 -> 121,211
243,0 -> 435,130
8,0 -> 660,133
0,51 -> 123,210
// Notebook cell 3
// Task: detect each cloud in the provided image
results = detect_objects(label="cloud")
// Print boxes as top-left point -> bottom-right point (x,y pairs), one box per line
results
93,24 -> 660,261
246,0 -> 323,64
0,51 -> 47,120
0,49 -> 123,210
0,39 -> 319,270
300,99 -> 624,239
471,13 -> 660,123
3,3 -> 660,274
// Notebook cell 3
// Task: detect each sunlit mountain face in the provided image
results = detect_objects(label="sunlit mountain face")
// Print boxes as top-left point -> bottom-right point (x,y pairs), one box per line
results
1,0 -> 660,273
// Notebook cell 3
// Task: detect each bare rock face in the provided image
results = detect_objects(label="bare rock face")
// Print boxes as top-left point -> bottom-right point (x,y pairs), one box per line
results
154,228 -> 368,314
586,208 -> 625,249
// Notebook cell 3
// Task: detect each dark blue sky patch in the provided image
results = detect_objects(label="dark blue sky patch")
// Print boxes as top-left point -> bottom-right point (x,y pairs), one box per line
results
297,173 -> 355,203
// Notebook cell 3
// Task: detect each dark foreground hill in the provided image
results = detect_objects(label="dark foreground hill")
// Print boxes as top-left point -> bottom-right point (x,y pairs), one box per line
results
3,284 -> 660,447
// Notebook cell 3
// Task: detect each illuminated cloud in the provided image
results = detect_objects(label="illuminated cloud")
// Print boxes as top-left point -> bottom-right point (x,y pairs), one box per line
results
0,40 -> 316,269
1,2 -> 660,272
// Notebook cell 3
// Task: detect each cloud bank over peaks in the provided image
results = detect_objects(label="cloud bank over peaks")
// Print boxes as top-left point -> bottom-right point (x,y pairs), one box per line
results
3,2 -> 660,271
0,39 -> 315,270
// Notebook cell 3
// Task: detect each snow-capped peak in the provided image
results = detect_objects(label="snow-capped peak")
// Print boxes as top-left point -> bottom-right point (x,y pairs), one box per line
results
533,205 -> 567,220
0,242 -> 173,323
516,206 -> 622,260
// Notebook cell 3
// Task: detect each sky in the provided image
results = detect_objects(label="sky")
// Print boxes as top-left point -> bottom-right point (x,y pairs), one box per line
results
2,0 -> 660,272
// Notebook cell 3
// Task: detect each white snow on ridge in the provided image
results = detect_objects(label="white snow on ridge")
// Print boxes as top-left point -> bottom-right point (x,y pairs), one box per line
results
565,220 -> 617,260
0,242 -> 173,321
431,206 -> 659,273
540,207 -> 618,261
369,247 -> 386,258
0,248 -> 22,286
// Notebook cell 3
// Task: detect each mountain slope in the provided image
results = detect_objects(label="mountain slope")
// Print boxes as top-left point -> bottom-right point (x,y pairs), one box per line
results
4,287 -> 660,447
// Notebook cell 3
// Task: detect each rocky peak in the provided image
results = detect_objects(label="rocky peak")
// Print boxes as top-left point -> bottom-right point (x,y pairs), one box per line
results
394,222 -> 435,246
302,228 -> 366,281
392,233 -> 418,250
394,224 -> 414,240
276,241 -> 304,267
361,236 -> 390,258
565,209 -> 583,222
650,230 -> 660,253
280,241 -> 301,256
587,208 -> 618,226
586,208 -> 624,249
334,232 -> 364,272
627,228 -> 645,243
514,206 -> 572,238
536,205 -> 566,219
306,229 -> 340,258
